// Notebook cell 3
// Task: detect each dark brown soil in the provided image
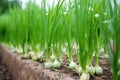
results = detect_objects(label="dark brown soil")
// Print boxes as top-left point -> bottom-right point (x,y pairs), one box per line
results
0,58 -> 14,80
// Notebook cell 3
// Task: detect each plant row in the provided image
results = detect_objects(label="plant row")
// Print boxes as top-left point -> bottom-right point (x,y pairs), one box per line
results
0,0 -> 120,80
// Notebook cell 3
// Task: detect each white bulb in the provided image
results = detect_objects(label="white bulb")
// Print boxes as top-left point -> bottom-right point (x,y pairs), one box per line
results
86,65 -> 95,75
80,73 -> 90,80
37,53 -> 42,58
37,54 -> 44,61
32,55 -> 38,61
29,51 -> 35,56
44,61 -> 53,69
95,66 -> 103,75
75,66 -> 82,74
53,60 -> 61,68
21,53 -> 29,58
17,48 -> 23,54
69,61 -> 77,69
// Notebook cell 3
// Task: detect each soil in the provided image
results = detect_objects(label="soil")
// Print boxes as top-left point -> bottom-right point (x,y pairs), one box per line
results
15,51 -> 113,80
0,45 -> 113,80
44,55 -> 113,80
0,57 -> 14,80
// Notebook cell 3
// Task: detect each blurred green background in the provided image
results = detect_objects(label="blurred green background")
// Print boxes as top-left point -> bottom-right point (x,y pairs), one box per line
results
0,0 -> 21,14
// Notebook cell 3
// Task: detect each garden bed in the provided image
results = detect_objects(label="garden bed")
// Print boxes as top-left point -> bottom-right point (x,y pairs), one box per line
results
0,44 -> 112,80
0,44 -> 75,80
0,57 -> 14,80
